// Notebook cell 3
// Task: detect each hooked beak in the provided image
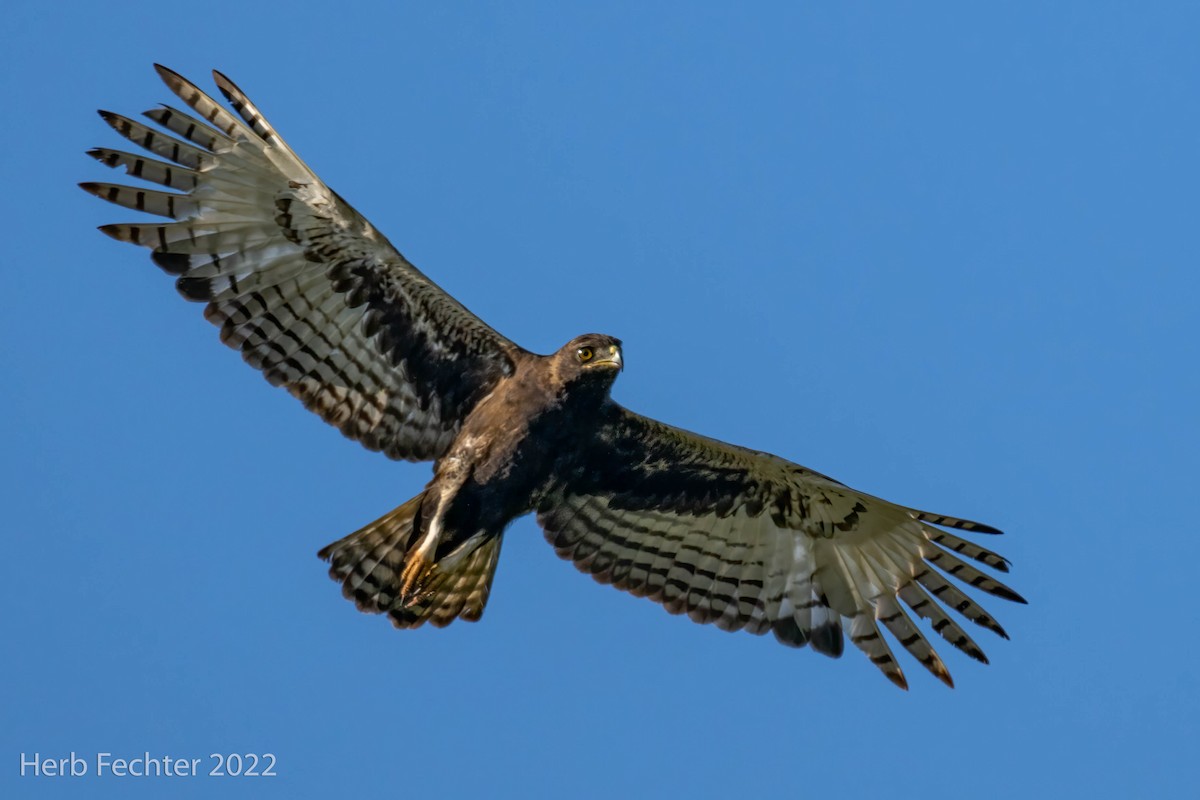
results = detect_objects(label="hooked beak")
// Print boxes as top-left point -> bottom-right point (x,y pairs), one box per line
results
595,345 -> 623,371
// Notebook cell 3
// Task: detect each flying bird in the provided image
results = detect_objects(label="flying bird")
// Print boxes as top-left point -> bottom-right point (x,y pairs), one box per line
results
83,65 -> 1024,689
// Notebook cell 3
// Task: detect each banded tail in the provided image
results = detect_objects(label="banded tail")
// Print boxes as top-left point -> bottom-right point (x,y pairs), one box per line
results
318,492 -> 503,629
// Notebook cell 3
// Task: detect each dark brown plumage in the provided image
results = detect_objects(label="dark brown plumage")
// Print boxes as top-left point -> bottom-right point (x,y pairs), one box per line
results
84,66 -> 1024,689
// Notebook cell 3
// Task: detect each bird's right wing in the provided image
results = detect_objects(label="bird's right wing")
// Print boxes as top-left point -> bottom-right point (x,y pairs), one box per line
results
83,65 -> 525,462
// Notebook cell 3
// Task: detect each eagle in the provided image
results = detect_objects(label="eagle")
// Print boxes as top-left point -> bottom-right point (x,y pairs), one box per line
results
83,65 -> 1024,689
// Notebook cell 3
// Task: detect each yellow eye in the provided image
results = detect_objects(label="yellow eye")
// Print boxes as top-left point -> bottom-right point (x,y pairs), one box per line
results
577,347 -> 594,362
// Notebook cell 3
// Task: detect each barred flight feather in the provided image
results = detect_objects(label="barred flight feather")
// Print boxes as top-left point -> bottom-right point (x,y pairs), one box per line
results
87,147 -> 199,190
85,65 -> 527,463
143,105 -> 231,151
536,404 -> 1025,688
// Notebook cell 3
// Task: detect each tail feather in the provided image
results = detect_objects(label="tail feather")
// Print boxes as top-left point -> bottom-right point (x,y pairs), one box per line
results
390,537 -> 503,629
319,494 -> 424,613
318,493 -> 502,629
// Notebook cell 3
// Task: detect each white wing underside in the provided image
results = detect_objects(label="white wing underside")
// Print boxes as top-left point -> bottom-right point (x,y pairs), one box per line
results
84,66 -> 521,462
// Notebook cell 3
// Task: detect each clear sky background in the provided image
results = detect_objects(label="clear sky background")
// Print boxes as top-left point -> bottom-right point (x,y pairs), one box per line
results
3,2 -> 1197,798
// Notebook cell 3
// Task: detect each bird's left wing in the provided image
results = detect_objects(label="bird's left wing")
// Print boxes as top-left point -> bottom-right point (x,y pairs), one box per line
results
536,405 -> 1024,689
83,66 -> 525,462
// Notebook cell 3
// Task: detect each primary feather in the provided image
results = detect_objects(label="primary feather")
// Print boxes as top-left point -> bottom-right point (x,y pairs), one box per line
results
86,64 -> 523,463
536,407 -> 1025,688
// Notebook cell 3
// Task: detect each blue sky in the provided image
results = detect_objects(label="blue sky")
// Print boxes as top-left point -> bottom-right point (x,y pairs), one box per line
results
3,2 -> 1198,798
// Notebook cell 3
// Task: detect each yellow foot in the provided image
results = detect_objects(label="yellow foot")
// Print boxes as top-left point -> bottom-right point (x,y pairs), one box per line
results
399,552 -> 437,604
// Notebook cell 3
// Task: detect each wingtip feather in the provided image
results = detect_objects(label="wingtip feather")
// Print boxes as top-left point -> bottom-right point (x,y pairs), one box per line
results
212,68 -> 237,92
931,658 -> 955,689
153,63 -> 182,84
995,586 -> 1028,605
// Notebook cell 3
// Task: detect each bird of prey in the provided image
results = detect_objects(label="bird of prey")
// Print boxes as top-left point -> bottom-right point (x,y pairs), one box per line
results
83,65 -> 1024,689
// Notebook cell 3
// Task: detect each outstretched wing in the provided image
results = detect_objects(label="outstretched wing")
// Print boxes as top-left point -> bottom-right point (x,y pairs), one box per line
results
537,405 -> 1025,689
82,65 -> 525,461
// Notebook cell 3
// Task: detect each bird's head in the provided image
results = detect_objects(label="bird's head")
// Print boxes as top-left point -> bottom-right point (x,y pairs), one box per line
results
553,333 -> 623,393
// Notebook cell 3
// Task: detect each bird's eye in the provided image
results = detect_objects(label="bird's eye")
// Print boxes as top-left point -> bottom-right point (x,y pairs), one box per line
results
577,347 -> 594,362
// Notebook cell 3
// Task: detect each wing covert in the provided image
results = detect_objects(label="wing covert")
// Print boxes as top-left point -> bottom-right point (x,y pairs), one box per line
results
537,405 -> 1024,689
83,65 -> 525,461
